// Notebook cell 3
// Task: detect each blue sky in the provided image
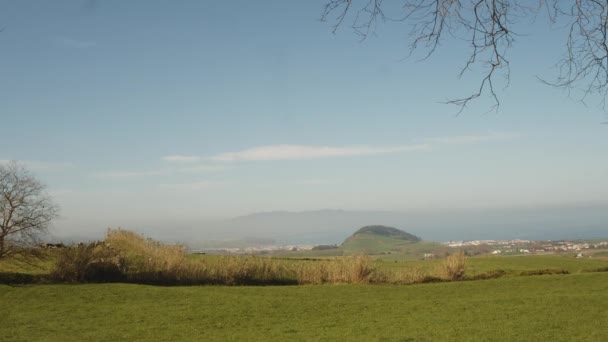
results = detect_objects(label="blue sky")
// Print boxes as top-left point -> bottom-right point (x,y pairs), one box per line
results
1,1 -> 607,238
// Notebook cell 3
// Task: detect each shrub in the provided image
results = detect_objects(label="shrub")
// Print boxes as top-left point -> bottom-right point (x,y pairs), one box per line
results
53,229 -> 299,285
51,242 -> 120,282
437,250 -> 467,281
83,261 -> 124,282
0,272 -> 38,284
103,229 -> 187,283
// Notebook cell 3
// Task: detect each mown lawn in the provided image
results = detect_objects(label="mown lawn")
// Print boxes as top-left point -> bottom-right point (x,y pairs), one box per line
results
3,272 -> 608,341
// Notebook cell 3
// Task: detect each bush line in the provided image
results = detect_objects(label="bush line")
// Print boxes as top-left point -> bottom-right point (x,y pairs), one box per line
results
46,229 -> 470,286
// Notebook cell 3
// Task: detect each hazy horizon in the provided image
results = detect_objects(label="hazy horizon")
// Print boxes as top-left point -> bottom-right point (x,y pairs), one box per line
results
46,204 -> 608,246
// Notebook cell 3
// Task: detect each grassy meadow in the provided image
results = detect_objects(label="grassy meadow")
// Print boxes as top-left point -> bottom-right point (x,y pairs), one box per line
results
374,254 -> 608,274
2,272 -> 608,341
2,230 -> 608,341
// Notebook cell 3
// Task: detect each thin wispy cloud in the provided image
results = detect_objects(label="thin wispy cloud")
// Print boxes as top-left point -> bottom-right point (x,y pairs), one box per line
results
53,35 -> 97,49
211,144 -> 431,162
92,132 -> 517,181
163,132 -> 516,164
162,155 -> 201,163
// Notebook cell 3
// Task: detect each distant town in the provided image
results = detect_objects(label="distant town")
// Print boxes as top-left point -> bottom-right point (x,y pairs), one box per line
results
194,244 -> 316,255
442,239 -> 608,257
196,239 -> 608,256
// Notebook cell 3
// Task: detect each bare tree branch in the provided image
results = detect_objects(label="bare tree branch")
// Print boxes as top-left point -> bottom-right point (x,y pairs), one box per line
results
539,1 -> 608,109
323,0 -> 608,113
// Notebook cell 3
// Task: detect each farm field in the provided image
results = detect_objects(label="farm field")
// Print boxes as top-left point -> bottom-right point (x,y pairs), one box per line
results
2,272 -> 608,341
374,254 -> 608,274
262,253 -> 608,277
3,242 -> 608,341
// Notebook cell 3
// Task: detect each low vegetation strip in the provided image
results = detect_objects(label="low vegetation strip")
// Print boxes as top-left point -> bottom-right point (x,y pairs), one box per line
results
2,230 -> 606,286
2,273 -> 608,341
45,229 -> 467,286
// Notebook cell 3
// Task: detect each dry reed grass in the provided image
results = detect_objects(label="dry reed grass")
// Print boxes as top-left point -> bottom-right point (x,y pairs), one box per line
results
52,229 -> 469,286
386,267 -> 429,284
437,250 -> 467,281
296,255 -> 375,284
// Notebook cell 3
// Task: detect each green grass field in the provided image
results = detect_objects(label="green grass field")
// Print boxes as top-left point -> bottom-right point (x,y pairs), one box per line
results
2,272 -> 608,341
374,254 -> 608,274
3,250 -> 608,341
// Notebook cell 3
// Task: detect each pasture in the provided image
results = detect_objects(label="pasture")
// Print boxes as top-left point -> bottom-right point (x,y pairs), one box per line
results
2,272 -> 608,341
0,253 -> 608,341
374,254 -> 608,274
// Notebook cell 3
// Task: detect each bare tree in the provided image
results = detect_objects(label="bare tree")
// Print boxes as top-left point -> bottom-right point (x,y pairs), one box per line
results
0,161 -> 59,263
322,0 -> 608,113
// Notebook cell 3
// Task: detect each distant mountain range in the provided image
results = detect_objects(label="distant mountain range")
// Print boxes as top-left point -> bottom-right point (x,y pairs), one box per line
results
55,203 -> 608,247
183,203 -> 608,247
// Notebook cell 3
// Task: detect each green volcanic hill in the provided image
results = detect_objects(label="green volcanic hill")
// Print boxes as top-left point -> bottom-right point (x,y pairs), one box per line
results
351,225 -> 421,241
340,225 -> 439,255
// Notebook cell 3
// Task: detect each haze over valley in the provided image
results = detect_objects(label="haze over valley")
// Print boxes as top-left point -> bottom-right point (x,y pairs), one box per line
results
50,205 -> 608,247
